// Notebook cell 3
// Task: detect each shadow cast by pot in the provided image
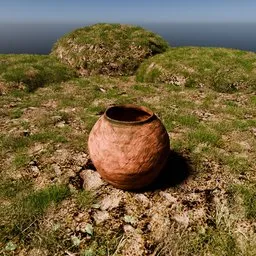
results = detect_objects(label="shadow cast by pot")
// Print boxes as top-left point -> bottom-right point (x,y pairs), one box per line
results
85,150 -> 193,192
144,150 -> 193,191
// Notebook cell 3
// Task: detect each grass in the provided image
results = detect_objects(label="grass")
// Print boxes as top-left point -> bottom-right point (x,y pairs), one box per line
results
51,23 -> 169,76
0,47 -> 255,255
1,130 -> 67,154
12,151 -> 31,168
160,229 -> 239,256
0,178 -> 33,199
188,126 -> 222,148
230,184 -> 256,219
136,46 -> 256,92
0,185 -> 70,243
0,54 -> 77,92
76,190 -> 97,209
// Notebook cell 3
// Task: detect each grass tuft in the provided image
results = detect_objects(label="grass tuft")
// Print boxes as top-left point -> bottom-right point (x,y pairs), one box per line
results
230,184 -> 256,219
0,184 -> 70,242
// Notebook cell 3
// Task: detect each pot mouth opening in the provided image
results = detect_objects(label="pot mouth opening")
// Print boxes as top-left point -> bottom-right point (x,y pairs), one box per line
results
105,104 -> 154,124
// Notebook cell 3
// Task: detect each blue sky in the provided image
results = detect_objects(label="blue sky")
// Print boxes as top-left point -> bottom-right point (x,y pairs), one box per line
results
1,0 -> 256,23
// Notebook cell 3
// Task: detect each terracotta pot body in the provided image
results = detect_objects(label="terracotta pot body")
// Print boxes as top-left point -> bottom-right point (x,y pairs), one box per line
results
88,104 -> 170,190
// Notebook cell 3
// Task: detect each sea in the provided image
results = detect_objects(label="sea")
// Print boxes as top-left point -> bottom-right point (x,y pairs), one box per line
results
0,22 -> 255,54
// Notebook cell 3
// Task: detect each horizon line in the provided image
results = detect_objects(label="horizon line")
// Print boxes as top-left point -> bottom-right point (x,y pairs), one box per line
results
1,20 -> 256,25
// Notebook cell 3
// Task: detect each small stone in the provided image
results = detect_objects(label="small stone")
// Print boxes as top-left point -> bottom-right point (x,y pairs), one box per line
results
31,165 -> 40,177
252,128 -> 256,137
66,228 -> 72,233
56,121 -> 66,128
99,87 -> 106,93
75,216 -> 81,223
78,213 -> 84,219
27,106 -> 38,110
93,210 -> 110,224
173,213 -> 189,227
29,160 -> 37,166
123,224 -> 135,233
23,130 -> 30,136
31,144 -> 44,154
80,169 -> 104,191
91,203 -> 100,209
100,193 -> 122,211
74,152 -> 88,166
28,248 -> 48,256
238,141 -> 251,150
134,194 -> 150,207
68,184 -> 77,193
52,164 -> 62,176
79,222 -> 87,233
71,236 -> 81,246
51,115 -> 62,123
160,192 -> 177,204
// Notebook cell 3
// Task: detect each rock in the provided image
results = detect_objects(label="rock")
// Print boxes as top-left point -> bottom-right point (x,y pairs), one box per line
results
54,149 -> 70,163
93,210 -> 110,224
121,231 -> 146,256
23,130 -> 30,136
52,163 -> 62,176
100,192 -> 122,211
173,213 -> 190,227
56,121 -> 66,128
29,160 -> 37,166
80,169 -> 104,191
72,152 -> 89,167
123,224 -> 135,233
134,194 -> 150,208
51,115 -> 62,123
27,248 -> 48,256
29,144 -> 44,155
150,211 -> 171,242
238,141 -> 251,150
160,192 -> 178,204
31,165 -> 40,177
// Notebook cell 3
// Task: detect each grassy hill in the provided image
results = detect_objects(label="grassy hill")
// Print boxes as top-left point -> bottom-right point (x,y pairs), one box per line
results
136,46 -> 256,93
0,46 -> 255,255
51,23 -> 169,76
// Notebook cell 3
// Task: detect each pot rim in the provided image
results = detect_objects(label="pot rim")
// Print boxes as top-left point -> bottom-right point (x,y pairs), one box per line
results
104,104 -> 155,125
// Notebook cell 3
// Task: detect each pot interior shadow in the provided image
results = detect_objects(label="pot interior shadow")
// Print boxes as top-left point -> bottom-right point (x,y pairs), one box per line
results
142,150 -> 193,192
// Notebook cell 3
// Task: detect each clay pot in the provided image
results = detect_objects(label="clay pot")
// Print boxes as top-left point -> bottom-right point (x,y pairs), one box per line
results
88,104 -> 170,190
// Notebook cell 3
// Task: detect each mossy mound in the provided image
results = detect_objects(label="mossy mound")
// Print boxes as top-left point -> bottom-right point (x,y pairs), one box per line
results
51,23 -> 169,76
136,47 -> 256,92
0,54 -> 76,92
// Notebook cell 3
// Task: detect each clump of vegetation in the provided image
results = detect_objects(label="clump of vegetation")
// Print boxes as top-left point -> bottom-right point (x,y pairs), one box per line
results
230,184 -> 256,219
136,47 -> 256,92
0,184 -> 70,242
51,23 -> 169,76
0,54 -> 77,92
